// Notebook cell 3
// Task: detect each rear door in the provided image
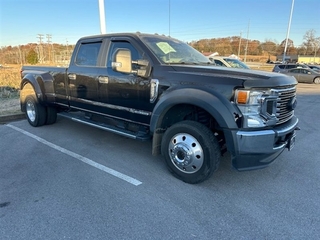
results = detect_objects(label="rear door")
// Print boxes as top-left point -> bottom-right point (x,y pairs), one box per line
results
67,40 -> 103,111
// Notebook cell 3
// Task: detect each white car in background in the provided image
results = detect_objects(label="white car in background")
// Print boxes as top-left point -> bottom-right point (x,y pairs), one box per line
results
209,56 -> 250,69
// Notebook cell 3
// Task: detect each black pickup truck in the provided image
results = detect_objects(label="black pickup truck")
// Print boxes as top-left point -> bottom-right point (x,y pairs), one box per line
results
20,33 -> 299,183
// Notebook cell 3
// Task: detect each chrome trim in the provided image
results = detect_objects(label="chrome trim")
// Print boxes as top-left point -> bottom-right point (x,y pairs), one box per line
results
70,97 -> 152,116
150,79 -> 159,103
66,105 -> 150,127
272,86 -> 296,125
236,116 -> 298,154
68,73 -> 76,80
98,76 -> 109,84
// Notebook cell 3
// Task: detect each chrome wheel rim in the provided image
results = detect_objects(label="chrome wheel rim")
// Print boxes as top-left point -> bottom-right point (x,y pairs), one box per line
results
26,100 -> 36,122
168,133 -> 204,174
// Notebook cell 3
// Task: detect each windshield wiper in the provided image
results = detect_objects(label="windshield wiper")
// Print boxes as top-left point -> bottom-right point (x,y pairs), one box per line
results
166,61 -> 214,65
178,61 -> 199,65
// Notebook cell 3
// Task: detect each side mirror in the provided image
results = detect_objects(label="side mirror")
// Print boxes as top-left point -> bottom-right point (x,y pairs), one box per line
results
112,48 -> 151,78
133,59 -> 151,78
112,49 -> 132,73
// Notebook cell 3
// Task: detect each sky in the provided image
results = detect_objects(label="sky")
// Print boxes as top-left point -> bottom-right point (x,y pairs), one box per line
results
0,0 -> 319,48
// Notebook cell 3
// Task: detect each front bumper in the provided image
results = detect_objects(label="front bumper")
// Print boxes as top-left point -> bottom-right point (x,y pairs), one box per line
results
231,116 -> 299,170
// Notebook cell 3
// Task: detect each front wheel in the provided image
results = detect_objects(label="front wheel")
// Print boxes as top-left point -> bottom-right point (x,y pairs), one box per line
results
161,121 -> 221,184
313,77 -> 320,84
25,95 -> 46,127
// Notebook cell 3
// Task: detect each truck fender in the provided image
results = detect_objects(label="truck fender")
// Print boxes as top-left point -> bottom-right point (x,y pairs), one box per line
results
150,87 -> 239,132
20,72 -> 53,109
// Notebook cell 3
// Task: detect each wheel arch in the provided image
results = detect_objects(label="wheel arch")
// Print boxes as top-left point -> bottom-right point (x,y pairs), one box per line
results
150,88 -> 241,155
150,88 -> 240,132
20,73 -> 51,111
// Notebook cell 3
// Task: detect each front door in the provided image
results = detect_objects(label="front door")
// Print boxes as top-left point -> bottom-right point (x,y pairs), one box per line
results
99,39 -> 153,124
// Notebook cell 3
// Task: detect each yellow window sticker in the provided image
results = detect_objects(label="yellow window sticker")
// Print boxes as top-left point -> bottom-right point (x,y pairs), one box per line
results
156,42 -> 176,54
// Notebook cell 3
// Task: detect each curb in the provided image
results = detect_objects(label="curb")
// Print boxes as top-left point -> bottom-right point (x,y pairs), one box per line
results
0,113 -> 25,124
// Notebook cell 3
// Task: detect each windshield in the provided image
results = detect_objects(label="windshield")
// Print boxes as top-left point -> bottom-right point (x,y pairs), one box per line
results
141,36 -> 211,65
224,58 -> 250,69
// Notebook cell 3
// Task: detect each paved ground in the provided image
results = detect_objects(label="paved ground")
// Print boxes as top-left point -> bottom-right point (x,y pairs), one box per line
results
0,84 -> 320,239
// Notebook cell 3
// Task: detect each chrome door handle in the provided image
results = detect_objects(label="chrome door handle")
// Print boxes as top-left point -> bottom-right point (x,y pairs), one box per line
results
68,73 -> 76,80
98,76 -> 109,84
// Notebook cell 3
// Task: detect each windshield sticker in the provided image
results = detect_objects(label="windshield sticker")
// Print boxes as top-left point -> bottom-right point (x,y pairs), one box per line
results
156,42 -> 176,54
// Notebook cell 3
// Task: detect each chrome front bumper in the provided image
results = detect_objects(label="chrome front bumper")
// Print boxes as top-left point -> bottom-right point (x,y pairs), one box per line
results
231,116 -> 299,170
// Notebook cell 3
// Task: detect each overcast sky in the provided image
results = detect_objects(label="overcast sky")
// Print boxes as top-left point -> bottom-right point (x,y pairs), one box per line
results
1,0 -> 319,47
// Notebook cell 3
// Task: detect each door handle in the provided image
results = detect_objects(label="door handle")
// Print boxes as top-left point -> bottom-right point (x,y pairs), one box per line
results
68,73 -> 76,80
98,76 -> 109,84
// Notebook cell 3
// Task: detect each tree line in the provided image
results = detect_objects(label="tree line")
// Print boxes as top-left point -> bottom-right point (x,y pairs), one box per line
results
190,29 -> 320,61
0,43 -> 75,65
0,29 -> 319,65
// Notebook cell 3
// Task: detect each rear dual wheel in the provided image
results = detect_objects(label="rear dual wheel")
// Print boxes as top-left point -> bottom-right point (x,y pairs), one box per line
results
25,95 -> 57,127
161,121 -> 221,184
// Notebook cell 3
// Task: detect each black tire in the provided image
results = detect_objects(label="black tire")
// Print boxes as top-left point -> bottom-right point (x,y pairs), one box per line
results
161,120 -> 221,184
313,77 -> 320,84
46,107 -> 57,125
25,95 -> 46,127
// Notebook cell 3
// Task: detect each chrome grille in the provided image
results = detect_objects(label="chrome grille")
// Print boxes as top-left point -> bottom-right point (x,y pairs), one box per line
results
274,86 -> 296,125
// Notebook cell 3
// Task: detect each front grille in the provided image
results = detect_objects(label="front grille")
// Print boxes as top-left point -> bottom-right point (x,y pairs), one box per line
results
274,86 -> 296,125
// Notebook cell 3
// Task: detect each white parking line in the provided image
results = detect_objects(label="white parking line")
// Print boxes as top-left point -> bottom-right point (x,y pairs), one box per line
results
7,124 -> 142,186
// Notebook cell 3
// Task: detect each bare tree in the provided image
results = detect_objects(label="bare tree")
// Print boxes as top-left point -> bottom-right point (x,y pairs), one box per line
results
303,29 -> 318,56
313,37 -> 320,61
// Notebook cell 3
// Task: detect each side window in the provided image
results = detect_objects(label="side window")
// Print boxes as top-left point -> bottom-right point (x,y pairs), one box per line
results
75,42 -> 102,66
214,60 -> 225,67
108,41 -> 142,71
287,65 -> 295,69
278,65 -> 285,69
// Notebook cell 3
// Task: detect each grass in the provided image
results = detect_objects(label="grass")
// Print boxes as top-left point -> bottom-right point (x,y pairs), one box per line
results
0,64 -> 21,90
0,65 -> 21,116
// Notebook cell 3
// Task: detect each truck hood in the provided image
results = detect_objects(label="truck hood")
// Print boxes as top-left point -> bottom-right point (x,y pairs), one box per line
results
168,65 -> 297,88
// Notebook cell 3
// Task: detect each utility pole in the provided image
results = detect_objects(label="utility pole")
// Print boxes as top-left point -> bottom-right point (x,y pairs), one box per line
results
37,34 -> 44,63
169,0 -> 171,37
237,31 -> 242,58
244,20 -> 250,62
46,34 -> 52,63
66,39 -> 69,63
282,0 -> 295,63
98,0 -> 106,34
17,45 -> 23,65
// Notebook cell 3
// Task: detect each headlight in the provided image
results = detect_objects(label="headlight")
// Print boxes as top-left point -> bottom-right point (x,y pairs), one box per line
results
235,89 -> 278,128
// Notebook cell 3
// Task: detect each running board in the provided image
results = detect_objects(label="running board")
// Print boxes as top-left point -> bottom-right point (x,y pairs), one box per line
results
58,112 -> 151,141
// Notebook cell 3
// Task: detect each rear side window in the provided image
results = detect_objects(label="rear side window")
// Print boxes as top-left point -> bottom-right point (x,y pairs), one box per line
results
278,65 -> 285,69
75,42 -> 102,66
213,60 -> 226,67
286,65 -> 296,69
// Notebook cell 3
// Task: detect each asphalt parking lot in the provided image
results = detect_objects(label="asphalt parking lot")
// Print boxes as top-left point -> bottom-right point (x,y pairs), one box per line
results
1,84 -> 320,239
